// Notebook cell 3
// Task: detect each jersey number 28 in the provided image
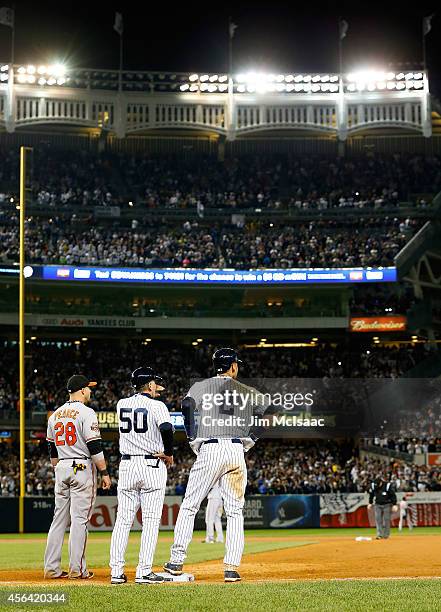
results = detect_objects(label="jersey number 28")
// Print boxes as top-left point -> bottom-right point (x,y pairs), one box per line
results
119,407 -> 149,433
54,421 -> 77,446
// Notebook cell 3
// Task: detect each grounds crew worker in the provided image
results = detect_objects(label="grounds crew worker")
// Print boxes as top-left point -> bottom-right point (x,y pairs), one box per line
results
44,375 -> 111,579
367,475 -> 398,539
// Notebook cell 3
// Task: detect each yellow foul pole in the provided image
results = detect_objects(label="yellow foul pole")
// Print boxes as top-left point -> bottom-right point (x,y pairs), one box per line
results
19,146 -> 32,533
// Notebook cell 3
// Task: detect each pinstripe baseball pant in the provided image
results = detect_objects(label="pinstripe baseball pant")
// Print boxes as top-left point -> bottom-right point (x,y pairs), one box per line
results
109,457 -> 167,578
170,440 -> 246,567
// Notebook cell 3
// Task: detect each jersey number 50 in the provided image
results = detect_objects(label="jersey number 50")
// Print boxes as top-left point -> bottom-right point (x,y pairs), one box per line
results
119,407 -> 149,433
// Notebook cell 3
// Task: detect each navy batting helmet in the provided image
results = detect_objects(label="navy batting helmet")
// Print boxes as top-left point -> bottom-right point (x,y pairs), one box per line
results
131,367 -> 165,390
212,347 -> 243,374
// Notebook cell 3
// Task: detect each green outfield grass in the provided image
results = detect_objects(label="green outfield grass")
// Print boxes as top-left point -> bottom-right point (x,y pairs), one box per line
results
2,527 -> 441,571
0,581 -> 440,612
1,529 -> 441,610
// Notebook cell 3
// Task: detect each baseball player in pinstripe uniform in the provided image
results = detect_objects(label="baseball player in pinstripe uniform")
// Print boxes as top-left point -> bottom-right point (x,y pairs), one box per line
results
204,482 -> 224,543
164,348 -> 271,582
109,367 -> 174,584
44,375 -> 111,580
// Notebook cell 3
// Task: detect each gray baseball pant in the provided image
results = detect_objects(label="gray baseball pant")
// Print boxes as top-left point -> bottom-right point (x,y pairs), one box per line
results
375,504 -> 392,538
44,460 -> 97,577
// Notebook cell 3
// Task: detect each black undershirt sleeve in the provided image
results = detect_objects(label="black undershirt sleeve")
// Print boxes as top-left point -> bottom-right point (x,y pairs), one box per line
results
159,422 -> 174,456
86,438 -> 103,456
48,440 -> 58,459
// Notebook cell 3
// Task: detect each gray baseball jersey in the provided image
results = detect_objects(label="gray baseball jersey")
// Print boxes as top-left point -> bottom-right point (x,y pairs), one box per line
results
46,400 -> 101,458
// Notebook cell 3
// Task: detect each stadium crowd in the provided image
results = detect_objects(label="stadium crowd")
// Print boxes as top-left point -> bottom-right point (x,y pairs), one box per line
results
0,215 -> 419,268
1,439 -> 440,497
0,340 -> 431,418
0,149 -> 439,210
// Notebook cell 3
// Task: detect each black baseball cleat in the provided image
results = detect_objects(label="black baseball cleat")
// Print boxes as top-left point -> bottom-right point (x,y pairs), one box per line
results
111,574 -> 127,584
224,570 -> 241,582
135,572 -> 165,584
375,536 -> 382,540
163,562 -> 183,576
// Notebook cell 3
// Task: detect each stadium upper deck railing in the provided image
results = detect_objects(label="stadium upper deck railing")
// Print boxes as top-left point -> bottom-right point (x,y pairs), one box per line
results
0,65 -> 432,140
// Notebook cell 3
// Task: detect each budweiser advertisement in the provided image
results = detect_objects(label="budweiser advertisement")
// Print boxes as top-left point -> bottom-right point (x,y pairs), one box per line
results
349,316 -> 407,333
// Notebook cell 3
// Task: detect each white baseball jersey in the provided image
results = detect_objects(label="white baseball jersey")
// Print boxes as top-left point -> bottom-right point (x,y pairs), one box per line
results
46,400 -> 101,459
116,393 -> 172,455
110,392 -> 173,579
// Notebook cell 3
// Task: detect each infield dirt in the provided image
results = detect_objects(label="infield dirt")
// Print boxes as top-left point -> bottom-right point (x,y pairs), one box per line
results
1,534 -> 441,584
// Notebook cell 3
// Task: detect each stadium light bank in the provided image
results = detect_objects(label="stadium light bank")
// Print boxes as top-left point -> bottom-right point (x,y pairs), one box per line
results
179,69 -> 425,94
0,63 -> 68,86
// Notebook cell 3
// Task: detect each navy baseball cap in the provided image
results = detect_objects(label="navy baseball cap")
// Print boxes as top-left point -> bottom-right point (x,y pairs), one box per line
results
67,375 -> 97,394
131,367 -> 165,390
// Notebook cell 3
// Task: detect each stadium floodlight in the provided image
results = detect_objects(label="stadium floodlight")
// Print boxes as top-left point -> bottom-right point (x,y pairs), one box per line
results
312,75 -> 321,82
294,74 -> 303,82
0,73 -> 8,81
386,81 -> 396,90
304,83 -> 312,92
189,73 -> 199,81
286,83 -> 294,92
180,83 -> 189,91
37,65 -> 47,75
27,75 -> 36,84
303,75 -> 312,82
407,81 -> 415,89
285,74 -> 294,82
396,72 -> 405,79
47,77 -> 56,85
405,72 -> 414,79
276,74 -> 285,82
218,83 -> 228,92
199,74 -> 209,82
294,83 -> 304,92
0,64 -> 8,71
189,84 -> 198,91
52,64 -> 66,77
321,75 -> 330,82
17,66 -> 26,74
207,84 -> 217,92
218,74 -> 228,82
413,72 -> 423,79
414,81 -> 424,89
200,83 -> 209,91
311,83 -> 320,92
329,84 -> 339,92
209,74 -> 218,82
26,65 -> 36,74
237,84 -> 246,92
56,77 -> 66,85
396,82 -> 406,90
17,74 -> 27,83
330,75 -> 339,82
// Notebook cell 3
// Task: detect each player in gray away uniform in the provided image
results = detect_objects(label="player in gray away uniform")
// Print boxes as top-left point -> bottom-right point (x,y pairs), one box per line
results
44,375 -> 111,579
109,367 -> 174,585
164,348 -> 271,583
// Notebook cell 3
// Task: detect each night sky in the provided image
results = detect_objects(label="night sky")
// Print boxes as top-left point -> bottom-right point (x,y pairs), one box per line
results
1,2 -> 439,87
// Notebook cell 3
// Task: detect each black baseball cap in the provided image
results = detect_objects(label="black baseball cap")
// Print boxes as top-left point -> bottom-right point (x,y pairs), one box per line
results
67,375 -> 97,394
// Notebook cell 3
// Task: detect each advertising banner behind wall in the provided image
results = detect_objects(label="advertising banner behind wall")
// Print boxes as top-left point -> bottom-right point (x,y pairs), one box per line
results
320,492 -> 441,528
